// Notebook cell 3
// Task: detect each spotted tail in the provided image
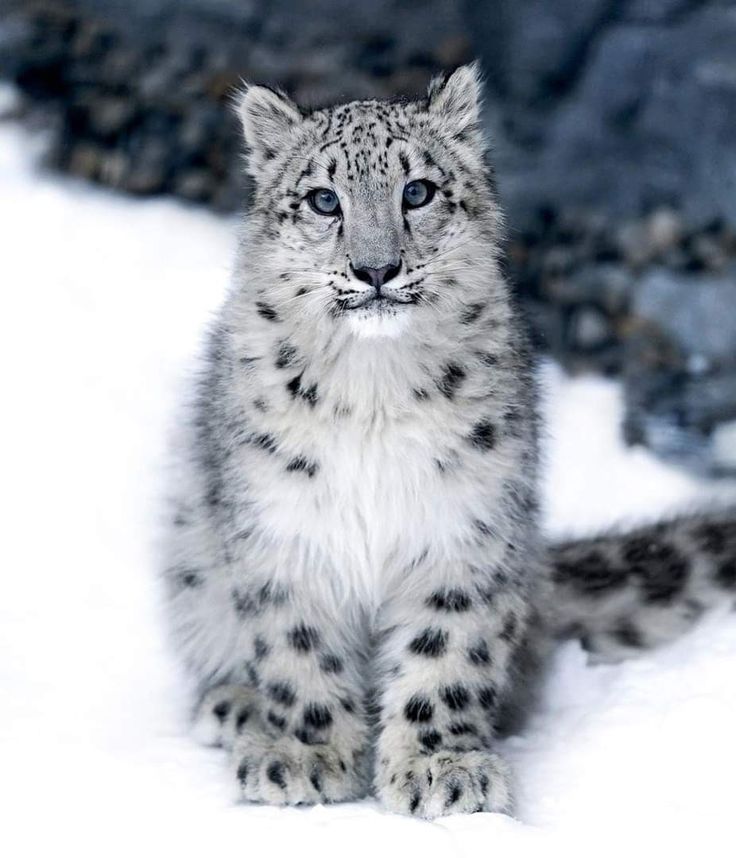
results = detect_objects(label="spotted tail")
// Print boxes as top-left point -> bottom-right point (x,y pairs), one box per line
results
546,507 -> 736,661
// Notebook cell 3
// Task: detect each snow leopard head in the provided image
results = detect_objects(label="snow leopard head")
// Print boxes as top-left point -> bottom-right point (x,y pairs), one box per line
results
234,63 -> 503,339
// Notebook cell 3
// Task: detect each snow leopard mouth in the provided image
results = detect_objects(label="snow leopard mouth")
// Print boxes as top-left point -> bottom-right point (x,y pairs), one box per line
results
340,293 -> 418,312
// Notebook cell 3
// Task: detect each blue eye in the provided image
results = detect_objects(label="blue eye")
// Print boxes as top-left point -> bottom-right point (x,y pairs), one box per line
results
403,179 -> 435,209
308,188 -> 341,215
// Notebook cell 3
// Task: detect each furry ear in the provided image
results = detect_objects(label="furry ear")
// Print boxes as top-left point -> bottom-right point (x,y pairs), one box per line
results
427,62 -> 483,133
234,84 -> 302,172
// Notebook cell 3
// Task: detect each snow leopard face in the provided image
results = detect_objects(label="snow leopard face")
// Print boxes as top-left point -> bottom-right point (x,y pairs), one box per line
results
235,64 -> 503,339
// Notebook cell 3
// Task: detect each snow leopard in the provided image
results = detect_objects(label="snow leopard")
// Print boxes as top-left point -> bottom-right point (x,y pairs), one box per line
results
163,63 -> 736,819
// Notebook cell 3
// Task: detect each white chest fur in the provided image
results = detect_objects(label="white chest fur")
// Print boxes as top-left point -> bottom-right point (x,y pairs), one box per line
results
238,400 -> 510,613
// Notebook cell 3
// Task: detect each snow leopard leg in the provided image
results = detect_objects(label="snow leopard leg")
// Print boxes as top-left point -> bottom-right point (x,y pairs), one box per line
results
193,588 -> 372,806
373,567 -> 528,818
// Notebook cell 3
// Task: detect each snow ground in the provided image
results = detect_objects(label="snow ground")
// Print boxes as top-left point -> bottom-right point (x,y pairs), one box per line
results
2,111 -> 736,858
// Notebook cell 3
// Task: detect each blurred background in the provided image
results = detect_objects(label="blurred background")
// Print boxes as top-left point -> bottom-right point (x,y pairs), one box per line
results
1,0 -> 735,477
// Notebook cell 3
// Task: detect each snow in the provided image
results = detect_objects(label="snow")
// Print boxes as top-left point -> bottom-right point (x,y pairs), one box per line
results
2,111 -> 736,858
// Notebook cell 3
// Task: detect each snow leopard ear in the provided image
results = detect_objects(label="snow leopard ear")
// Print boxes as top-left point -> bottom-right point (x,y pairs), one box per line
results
234,84 -> 302,174
426,62 -> 483,136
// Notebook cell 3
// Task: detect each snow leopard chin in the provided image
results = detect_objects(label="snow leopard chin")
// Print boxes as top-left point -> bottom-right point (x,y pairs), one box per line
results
346,306 -> 412,339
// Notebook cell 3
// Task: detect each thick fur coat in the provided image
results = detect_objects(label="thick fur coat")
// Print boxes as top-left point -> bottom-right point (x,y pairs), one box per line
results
163,65 -> 736,818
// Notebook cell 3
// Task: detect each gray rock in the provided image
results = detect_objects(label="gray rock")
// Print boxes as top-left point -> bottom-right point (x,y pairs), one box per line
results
633,267 -> 736,363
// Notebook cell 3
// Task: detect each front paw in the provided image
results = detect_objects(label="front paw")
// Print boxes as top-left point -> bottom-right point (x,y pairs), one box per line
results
376,750 -> 512,819
233,733 -> 368,806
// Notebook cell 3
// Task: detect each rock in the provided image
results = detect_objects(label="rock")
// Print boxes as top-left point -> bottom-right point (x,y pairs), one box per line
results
646,207 -> 683,255
567,305 -> 612,352
175,168 -> 215,202
632,267 -> 736,363
713,420 -> 736,474
623,267 -> 736,475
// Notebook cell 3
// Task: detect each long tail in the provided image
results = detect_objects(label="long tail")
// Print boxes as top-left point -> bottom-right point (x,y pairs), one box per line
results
546,506 -> 736,661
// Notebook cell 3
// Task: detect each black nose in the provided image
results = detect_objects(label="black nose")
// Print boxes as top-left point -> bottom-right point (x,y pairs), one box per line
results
351,261 -> 402,291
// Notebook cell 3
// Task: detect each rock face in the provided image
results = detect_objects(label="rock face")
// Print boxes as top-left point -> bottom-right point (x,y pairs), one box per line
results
624,268 -> 736,475
1,0 -> 734,476
468,0 -> 736,232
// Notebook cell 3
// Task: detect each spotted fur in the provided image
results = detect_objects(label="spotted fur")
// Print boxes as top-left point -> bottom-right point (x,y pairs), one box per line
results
163,64 -> 736,819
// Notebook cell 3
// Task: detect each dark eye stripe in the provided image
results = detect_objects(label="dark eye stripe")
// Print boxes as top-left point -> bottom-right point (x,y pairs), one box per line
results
308,188 -> 341,216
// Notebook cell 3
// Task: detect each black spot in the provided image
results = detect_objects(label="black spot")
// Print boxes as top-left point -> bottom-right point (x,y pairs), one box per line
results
413,388 -> 430,400
246,662 -> 260,687
554,550 -> 628,595
468,420 -> 496,452
461,303 -> 485,324
258,582 -> 288,606
613,621 -> 644,648
213,701 -> 231,722
275,341 -> 298,369
716,560 -> 736,589
427,588 -> 472,612
477,685 -> 497,711
295,728 -> 319,745
286,372 -> 319,407
445,782 -> 463,807
408,627 -> 448,657
256,302 -> 279,322
254,636 -> 270,660
286,374 -> 301,398
249,433 -> 277,454
695,522 -> 728,555
499,613 -> 518,643
267,711 -> 287,731
267,681 -> 296,707
440,684 -> 470,711
309,769 -> 323,793
319,654 -> 344,674
288,624 -> 320,652
174,567 -> 202,588
327,158 -> 337,180
477,351 -> 498,367
437,363 -> 466,399
409,789 -> 422,814
399,153 -> 411,175
303,703 -> 333,730
340,697 -> 355,714
419,729 -> 442,752
231,588 -> 256,617
286,456 -> 319,478
404,695 -> 434,723
448,721 -> 477,736
236,758 -> 249,785
236,708 -> 251,731
267,760 -> 287,788
467,640 -> 491,665
625,541 -> 690,604
623,537 -> 661,564
473,519 -> 496,539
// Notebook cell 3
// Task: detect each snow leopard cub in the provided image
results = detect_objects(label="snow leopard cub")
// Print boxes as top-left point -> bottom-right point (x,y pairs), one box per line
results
164,63 -> 540,817
164,62 -> 736,818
